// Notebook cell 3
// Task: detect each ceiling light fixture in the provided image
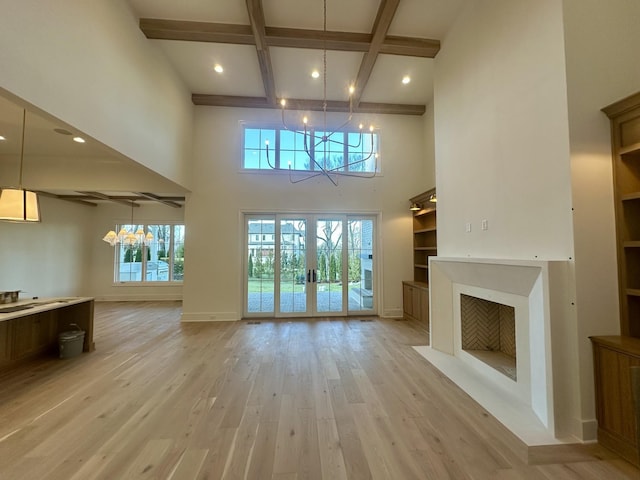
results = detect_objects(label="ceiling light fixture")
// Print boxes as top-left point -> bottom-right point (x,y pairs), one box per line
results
409,202 -> 421,211
402,75 -> 411,85
311,70 -> 320,79
102,201 -> 153,248
0,135 -> 5,141
0,109 -> 41,223
73,136 -> 85,143
267,0 -> 377,186
429,193 -> 437,203
214,64 -> 224,73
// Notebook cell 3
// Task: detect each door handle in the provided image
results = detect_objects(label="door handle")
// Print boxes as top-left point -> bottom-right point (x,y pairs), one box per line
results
307,269 -> 311,283
312,269 -> 317,283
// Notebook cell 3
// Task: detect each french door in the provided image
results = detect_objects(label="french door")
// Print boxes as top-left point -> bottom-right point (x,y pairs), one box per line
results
244,214 -> 376,317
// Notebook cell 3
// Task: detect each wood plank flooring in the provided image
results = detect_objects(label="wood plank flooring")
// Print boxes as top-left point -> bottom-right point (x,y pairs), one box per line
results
0,301 -> 638,479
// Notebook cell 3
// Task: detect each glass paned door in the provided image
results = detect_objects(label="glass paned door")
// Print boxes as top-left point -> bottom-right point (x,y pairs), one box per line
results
245,214 -> 376,317
279,218 -> 307,314
247,217 -> 276,314
315,217 -> 345,314
346,218 -> 375,313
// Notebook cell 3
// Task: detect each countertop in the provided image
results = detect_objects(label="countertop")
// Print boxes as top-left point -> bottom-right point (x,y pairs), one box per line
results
0,297 -> 94,322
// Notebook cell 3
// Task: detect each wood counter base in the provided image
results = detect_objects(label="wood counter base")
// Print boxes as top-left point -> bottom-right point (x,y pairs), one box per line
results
0,298 -> 94,369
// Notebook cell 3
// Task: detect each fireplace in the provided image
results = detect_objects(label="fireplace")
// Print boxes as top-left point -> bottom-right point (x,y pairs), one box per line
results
413,257 -> 587,445
460,294 -> 516,380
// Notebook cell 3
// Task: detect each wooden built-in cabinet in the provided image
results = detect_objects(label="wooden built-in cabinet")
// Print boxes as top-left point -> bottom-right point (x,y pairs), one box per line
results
603,91 -> 640,338
591,92 -> 640,465
590,336 -> 640,467
403,188 -> 436,326
402,281 -> 429,323
411,188 -> 437,284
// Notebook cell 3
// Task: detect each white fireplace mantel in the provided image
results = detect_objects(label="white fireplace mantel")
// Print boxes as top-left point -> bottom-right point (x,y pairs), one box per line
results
416,257 -> 587,445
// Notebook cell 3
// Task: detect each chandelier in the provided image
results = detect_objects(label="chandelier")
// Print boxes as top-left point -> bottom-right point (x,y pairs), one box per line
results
102,200 -> 153,248
265,0 -> 377,186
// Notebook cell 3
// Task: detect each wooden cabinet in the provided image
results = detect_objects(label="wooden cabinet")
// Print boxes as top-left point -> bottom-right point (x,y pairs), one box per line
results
403,189 -> 436,326
603,92 -> 640,337
12,312 -> 57,360
403,282 -> 429,325
590,336 -> 640,467
592,93 -> 640,465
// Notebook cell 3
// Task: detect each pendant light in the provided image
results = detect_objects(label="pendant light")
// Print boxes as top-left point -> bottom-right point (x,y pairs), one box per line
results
0,109 -> 41,222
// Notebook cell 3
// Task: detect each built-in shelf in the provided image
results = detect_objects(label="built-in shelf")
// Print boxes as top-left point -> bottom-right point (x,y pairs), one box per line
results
623,241 -> 640,248
621,192 -> 640,201
626,289 -> 640,297
619,142 -> 640,155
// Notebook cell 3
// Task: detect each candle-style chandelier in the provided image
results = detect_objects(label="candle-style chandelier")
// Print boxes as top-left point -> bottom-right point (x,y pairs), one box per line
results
265,0 -> 378,186
102,200 -> 153,248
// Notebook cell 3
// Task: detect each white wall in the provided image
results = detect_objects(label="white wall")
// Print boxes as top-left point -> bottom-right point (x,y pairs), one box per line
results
0,196 -> 93,298
0,0 -> 194,189
562,0 -> 640,439
435,0 -> 574,260
182,107 -> 429,320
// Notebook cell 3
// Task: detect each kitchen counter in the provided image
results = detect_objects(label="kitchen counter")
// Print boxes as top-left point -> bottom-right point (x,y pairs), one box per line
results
0,297 -> 95,369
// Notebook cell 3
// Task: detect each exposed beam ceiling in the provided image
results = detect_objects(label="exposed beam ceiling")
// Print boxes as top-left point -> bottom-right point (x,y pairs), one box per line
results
352,0 -> 401,108
134,192 -> 182,208
77,191 -> 141,207
139,0 -> 440,114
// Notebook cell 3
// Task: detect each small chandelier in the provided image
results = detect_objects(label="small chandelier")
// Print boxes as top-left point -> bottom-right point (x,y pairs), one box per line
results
102,200 -> 153,247
0,109 -> 41,223
265,0 -> 377,186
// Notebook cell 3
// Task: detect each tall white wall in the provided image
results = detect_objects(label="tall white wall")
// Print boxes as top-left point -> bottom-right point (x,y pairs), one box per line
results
0,0 -> 194,189
435,0 -> 573,260
182,107 -> 428,320
0,197 -> 93,298
562,0 -> 640,439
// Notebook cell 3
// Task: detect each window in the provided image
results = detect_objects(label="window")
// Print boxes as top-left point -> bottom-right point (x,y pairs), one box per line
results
243,126 -> 378,173
114,224 -> 185,283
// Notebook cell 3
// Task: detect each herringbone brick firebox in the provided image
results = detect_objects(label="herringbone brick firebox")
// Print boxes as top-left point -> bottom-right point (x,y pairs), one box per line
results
460,293 -> 516,379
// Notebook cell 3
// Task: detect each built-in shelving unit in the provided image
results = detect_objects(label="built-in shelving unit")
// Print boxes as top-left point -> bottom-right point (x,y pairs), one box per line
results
591,91 -> 640,467
411,188 -> 437,284
603,92 -> 640,338
403,188 -> 436,325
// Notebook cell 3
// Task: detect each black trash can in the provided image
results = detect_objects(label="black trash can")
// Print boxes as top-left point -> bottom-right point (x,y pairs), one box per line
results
58,327 -> 85,359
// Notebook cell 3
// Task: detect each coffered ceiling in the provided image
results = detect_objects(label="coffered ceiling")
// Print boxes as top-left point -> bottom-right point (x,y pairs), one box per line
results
128,0 -> 467,114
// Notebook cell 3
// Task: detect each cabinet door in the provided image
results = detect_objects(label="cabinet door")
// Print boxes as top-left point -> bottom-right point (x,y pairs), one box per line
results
12,317 -> 35,359
419,288 -> 429,328
403,284 -> 414,319
0,321 -> 11,367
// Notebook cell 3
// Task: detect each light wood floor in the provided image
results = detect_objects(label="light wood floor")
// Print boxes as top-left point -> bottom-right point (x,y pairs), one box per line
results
0,302 -> 638,479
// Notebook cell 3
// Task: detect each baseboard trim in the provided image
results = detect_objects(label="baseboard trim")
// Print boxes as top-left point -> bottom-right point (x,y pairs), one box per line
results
94,295 -> 182,301
181,312 -> 238,322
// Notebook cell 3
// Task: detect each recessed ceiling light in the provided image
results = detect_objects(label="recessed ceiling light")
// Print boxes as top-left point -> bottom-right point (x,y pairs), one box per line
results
214,64 -> 224,73
311,70 -> 320,79
402,75 -> 411,85
73,136 -> 85,143
0,135 -> 5,141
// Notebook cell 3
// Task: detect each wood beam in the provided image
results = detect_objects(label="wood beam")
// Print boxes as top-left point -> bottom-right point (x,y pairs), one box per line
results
192,94 -> 425,115
76,191 -> 140,207
134,192 -> 182,209
352,0 -> 401,108
34,191 -> 98,207
139,19 -> 440,58
245,0 -> 277,105
139,19 -> 254,45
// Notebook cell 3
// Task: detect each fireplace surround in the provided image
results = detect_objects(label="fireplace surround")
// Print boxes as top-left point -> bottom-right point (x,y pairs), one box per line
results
414,257 -> 586,445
